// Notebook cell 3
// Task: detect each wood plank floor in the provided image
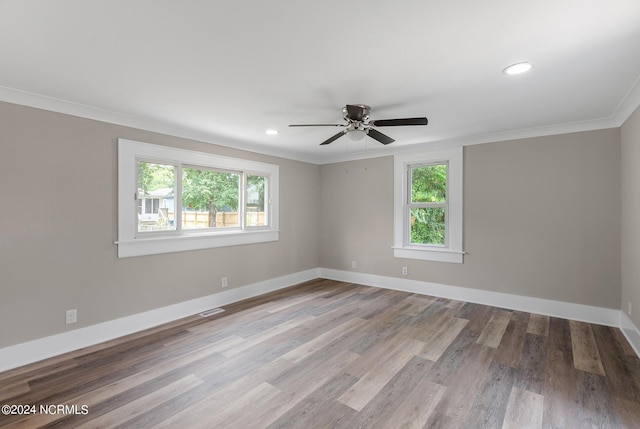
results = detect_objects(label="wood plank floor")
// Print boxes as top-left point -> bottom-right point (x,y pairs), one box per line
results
1,279 -> 640,428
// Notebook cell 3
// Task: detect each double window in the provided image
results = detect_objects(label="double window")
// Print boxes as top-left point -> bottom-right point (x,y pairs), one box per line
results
118,139 -> 279,258
393,147 -> 463,263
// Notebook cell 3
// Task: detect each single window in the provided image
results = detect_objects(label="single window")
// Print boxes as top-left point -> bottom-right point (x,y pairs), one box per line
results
393,147 -> 463,263
137,162 -> 176,233
118,139 -> 279,258
246,175 -> 268,227
409,163 -> 448,246
182,167 -> 240,229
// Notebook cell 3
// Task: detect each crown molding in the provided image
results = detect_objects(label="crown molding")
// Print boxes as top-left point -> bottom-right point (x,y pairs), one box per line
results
0,86 -> 320,165
2,82 -> 638,166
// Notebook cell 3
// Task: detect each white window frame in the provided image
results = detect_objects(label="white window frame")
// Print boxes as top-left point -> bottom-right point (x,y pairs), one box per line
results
393,147 -> 463,263
117,139 -> 279,258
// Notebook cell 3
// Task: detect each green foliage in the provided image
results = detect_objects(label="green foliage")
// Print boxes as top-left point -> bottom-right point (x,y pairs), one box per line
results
410,164 -> 447,245
411,164 -> 446,203
137,162 -> 175,195
246,175 -> 265,209
182,168 -> 239,212
411,208 -> 445,245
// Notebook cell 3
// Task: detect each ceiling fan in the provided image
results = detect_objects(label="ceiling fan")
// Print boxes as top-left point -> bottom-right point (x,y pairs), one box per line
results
288,104 -> 428,146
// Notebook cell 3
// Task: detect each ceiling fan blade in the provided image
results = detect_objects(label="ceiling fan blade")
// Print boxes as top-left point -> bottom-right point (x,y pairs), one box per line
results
320,131 -> 346,145
346,105 -> 366,122
367,128 -> 395,145
288,124 -> 344,127
370,117 -> 428,127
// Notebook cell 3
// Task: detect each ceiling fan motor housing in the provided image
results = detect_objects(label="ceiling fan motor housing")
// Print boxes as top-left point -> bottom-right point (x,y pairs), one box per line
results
342,104 -> 371,123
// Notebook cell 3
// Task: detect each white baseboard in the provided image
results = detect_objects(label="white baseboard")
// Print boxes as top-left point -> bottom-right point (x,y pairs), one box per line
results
620,311 -> 640,358
2,267 -> 637,373
0,268 -> 320,373
319,268 -> 622,327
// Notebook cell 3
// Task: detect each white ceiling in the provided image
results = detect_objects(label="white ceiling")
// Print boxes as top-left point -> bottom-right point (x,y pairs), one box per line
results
1,0 -> 640,164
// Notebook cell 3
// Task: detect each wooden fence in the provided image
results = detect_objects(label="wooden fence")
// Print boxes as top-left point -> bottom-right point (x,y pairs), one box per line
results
170,211 -> 265,228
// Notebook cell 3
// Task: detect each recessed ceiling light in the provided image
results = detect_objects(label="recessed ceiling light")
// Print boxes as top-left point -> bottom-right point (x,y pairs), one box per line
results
503,61 -> 533,75
265,129 -> 278,135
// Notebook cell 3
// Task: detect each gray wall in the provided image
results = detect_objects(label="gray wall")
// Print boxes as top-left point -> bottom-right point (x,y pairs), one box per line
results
622,105 -> 640,327
320,129 -> 621,308
0,102 -> 321,348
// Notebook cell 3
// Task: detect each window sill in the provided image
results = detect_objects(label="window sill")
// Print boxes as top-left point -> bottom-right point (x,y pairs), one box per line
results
116,230 -> 279,258
392,246 -> 464,263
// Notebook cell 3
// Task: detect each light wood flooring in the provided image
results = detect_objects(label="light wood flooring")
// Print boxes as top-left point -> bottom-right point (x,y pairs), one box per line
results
1,279 -> 640,428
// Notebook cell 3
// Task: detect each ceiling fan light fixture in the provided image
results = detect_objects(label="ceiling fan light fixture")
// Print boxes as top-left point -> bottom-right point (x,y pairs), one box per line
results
265,129 -> 279,135
503,61 -> 533,75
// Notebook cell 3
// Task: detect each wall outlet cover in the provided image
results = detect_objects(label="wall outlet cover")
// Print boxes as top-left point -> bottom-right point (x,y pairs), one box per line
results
65,309 -> 77,325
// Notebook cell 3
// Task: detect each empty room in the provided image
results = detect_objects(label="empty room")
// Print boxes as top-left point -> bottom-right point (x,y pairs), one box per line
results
1,1 -> 640,428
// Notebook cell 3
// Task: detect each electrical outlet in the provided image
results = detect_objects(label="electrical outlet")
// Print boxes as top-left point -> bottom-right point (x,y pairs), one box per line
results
629,301 -> 633,316
66,309 -> 77,325
351,261 -> 357,269
402,266 -> 408,276
221,277 -> 228,288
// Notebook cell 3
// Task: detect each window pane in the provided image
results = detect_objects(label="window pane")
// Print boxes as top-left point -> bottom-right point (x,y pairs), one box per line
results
411,164 -> 447,203
182,167 -> 240,229
137,162 -> 176,232
410,207 -> 445,245
246,175 -> 267,226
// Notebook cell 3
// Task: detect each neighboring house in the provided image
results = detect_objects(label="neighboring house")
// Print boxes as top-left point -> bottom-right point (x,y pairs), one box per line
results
137,187 -> 174,223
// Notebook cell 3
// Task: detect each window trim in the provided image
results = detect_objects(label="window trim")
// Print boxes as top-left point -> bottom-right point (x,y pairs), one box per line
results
117,139 -> 279,258
393,147 -> 463,263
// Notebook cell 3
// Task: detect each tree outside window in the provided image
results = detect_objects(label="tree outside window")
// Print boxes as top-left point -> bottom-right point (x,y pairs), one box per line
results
182,168 -> 240,228
409,163 -> 447,246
